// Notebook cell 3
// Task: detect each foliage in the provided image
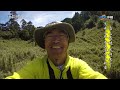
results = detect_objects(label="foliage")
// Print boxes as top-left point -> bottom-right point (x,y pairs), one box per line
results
97,20 -> 105,29
0,39 -> 46,78
84,19 -> 96,29
0,11 -> 120,79
1,11 -> 120,40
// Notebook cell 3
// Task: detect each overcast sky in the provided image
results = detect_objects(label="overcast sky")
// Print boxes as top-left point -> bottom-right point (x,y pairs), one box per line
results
0,11 -> 81,27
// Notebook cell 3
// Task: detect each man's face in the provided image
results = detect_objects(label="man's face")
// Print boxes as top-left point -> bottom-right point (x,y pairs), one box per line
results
44,29 -> 69,57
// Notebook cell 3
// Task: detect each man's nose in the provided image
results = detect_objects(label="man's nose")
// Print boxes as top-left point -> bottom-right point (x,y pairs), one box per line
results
53,40 -> 60,43
52,36 -> 60,43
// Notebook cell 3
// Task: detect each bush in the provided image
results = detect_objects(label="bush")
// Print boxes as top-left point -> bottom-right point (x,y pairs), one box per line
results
84,19 -> 96,29
97,20 -> 105,29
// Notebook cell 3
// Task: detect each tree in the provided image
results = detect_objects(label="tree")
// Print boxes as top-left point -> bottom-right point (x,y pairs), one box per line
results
80,11 -> 91,22
20,19 -> 27,30
27,21 -> 35,39
84,19 -> 95,29
72,12 -> 84,33
19,20 -> 35,40
6,18 -> 20,38
61,18 -> 72,25
20,30 -> 30,40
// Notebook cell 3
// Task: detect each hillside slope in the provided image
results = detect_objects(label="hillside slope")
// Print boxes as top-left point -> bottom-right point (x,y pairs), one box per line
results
68,21 -> 120,78
0,21 -> 120,79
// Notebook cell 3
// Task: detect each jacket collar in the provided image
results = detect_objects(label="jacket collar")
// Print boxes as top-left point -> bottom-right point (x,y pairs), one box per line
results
46,54 -> 71,72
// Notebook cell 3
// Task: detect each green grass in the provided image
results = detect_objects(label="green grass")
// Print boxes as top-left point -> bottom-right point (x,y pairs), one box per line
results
0,39 -> 46,78
68,22 -> 120,78
68,27 -> 105,74
0,21 -> 120,79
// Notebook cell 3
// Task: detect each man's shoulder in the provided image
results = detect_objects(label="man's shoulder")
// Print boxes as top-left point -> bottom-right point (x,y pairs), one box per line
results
27,55 -> 47,66
69,55 -> 84,62
69,55 -> 87,65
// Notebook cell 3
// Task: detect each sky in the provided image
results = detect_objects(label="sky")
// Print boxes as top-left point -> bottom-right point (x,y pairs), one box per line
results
0,11 -> 81,27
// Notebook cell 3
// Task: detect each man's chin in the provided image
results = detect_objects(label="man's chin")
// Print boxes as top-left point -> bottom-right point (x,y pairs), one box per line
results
50,48 -> 63,53
48,51 -> 64,56
51,51 -> 63,55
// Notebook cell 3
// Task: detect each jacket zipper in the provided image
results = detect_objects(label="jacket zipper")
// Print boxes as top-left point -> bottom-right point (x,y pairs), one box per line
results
58,64 -> 64,79
60,70 -> 63,79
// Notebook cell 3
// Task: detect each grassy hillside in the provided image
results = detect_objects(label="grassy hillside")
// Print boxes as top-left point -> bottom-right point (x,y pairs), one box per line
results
108,21 -> 120,78
68,21 -> 120,79
0,21 -> 120,79
68,27 -> 105,74
0,39 -> 46,78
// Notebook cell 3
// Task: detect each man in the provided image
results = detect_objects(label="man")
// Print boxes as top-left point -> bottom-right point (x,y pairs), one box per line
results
6,21 -> 107,79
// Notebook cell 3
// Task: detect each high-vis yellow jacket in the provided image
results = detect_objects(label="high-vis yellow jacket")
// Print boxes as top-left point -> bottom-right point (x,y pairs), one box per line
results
5,55 -> 107,79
